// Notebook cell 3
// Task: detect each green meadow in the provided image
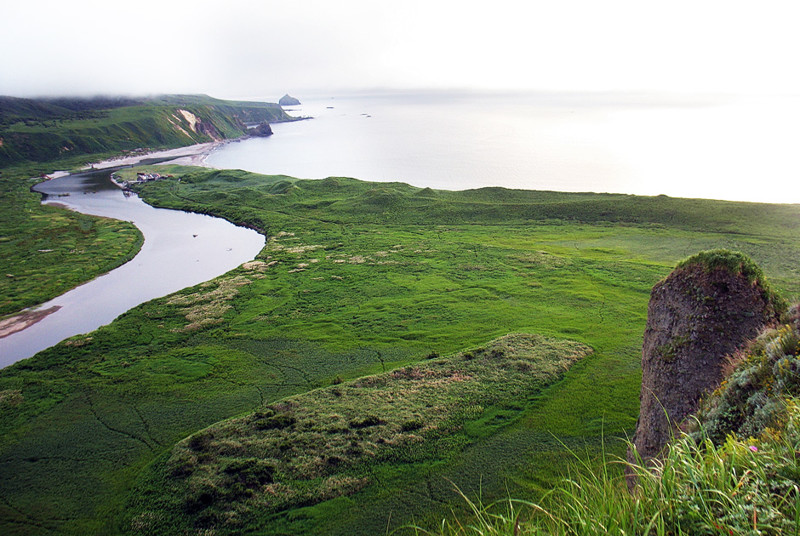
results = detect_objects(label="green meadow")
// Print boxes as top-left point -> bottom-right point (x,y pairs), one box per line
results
1,166 -> 799,534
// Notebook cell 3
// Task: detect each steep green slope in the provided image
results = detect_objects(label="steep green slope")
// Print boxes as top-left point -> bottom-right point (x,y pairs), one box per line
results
1,168 -> 799,534
0,95 -> 294,166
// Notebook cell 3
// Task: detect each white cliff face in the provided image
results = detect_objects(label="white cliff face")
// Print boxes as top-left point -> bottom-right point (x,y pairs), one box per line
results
178,109 -> 201,132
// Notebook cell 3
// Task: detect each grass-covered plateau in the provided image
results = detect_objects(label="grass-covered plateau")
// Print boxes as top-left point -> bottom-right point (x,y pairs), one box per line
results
1,165 -> 799,534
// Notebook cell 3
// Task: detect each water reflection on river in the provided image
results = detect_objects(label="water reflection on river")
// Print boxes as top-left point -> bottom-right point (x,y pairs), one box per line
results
0,169 -> 265,368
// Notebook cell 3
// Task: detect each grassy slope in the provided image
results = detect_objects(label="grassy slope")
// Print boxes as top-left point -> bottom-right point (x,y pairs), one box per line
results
0,168 -> 799,534
428,299 -> 800,536
0,95 -> 293,167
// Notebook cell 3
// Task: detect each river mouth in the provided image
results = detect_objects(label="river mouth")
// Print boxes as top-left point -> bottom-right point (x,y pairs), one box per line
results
0,168 -> 265,368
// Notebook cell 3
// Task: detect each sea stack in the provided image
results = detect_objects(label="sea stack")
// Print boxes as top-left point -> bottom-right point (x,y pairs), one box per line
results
250,122 -> 273,137
279,94 -> 301,106
629,250 -> 780,472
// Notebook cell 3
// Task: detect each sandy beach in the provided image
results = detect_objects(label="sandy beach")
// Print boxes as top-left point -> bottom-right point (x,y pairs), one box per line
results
0,305 -> 61,339
86,141 -> 225,170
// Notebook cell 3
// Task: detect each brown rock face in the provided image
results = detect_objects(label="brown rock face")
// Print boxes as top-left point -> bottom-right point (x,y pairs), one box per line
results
629,254 -> 778,469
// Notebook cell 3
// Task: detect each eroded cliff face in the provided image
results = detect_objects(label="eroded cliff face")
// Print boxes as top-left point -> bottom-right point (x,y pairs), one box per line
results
629,252 -> 780,469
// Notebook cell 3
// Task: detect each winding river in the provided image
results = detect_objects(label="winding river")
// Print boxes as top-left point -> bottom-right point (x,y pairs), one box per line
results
0,167 -> 265,368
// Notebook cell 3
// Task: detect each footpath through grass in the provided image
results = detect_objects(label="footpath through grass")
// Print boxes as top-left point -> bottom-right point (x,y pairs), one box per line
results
1,168 -> 799,534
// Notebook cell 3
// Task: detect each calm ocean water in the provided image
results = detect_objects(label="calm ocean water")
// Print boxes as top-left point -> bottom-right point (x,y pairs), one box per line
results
208,91 -> 800,204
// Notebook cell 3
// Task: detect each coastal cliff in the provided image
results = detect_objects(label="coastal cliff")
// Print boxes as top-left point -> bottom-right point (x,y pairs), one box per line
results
0,94 -> 294,166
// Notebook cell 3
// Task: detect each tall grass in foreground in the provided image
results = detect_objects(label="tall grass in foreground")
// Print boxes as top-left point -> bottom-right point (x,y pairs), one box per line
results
407,402 -> 800,536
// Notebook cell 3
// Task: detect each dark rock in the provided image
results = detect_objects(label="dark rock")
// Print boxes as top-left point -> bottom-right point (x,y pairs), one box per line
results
250,122 -> 273,137
279,94 -> 301,106
628,251 -> 779,480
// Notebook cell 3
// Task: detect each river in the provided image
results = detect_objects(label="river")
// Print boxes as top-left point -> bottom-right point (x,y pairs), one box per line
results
0,167 -> 265,368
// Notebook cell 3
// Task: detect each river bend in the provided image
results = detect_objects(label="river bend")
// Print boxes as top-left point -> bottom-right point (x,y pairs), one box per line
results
0,168 -> 265,367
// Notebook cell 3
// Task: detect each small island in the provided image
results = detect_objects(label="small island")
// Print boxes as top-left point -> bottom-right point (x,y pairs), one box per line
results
279,93 -> 301,106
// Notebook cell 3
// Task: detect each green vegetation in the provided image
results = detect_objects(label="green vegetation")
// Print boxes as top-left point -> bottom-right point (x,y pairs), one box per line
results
128,334 -> 591,534
676,248 -> 787,312
1,166 -> 800,534
0,94 -> 294,317
0,163 -> 142,317
419,309 -> 800,536
695,306 -> 800,444
0,94 -> 294,167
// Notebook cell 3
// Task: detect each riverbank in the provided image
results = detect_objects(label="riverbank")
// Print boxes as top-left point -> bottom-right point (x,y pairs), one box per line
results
0,164 -> 145,320
0,167 -> 265,367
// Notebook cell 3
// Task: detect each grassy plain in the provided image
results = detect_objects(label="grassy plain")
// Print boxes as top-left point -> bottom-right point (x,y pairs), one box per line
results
1,167 -> 799,534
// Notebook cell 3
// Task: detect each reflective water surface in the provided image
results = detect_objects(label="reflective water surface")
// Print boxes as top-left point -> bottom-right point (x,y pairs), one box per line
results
0,169 -> 265,367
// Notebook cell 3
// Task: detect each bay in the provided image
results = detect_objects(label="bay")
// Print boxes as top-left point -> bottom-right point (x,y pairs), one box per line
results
208,91 -> 800,204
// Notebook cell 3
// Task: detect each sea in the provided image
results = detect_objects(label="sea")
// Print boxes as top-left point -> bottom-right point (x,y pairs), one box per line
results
207,91 -> 800,205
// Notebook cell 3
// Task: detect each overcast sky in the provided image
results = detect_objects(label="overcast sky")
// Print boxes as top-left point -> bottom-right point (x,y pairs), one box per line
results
2,0 -> 799,99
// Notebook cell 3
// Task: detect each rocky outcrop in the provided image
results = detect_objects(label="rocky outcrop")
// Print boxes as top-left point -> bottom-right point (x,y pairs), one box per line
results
629,250 -> 780,472
279,94 -> 301,106
250,122 -> 273,137
195,118 -> 223,141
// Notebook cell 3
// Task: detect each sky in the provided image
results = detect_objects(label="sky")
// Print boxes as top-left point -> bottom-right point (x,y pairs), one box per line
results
2,0 -> 799,99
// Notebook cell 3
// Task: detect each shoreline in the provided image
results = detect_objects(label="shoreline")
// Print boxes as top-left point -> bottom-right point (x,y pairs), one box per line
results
86,140 -> 225,170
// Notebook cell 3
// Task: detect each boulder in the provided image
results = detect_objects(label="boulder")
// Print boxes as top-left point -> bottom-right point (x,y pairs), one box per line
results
628,250 -> 780,474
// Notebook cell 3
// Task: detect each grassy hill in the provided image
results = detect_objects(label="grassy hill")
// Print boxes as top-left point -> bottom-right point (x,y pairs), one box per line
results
128,334 -> 591,534
0,94 -> 294,166
1,165 -> 799,534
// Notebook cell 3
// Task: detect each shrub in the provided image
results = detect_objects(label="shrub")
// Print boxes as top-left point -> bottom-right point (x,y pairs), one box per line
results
695,319 -> 800,443
414,404 -> 800,535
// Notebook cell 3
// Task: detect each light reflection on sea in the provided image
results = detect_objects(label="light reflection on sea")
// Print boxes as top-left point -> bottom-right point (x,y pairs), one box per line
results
209,91 -> 800,204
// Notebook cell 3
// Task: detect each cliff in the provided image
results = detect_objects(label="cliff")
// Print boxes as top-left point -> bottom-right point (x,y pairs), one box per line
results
629,250 -> 782,468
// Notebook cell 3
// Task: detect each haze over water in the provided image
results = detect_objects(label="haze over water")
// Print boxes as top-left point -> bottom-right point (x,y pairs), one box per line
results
208,92 -> 800,205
